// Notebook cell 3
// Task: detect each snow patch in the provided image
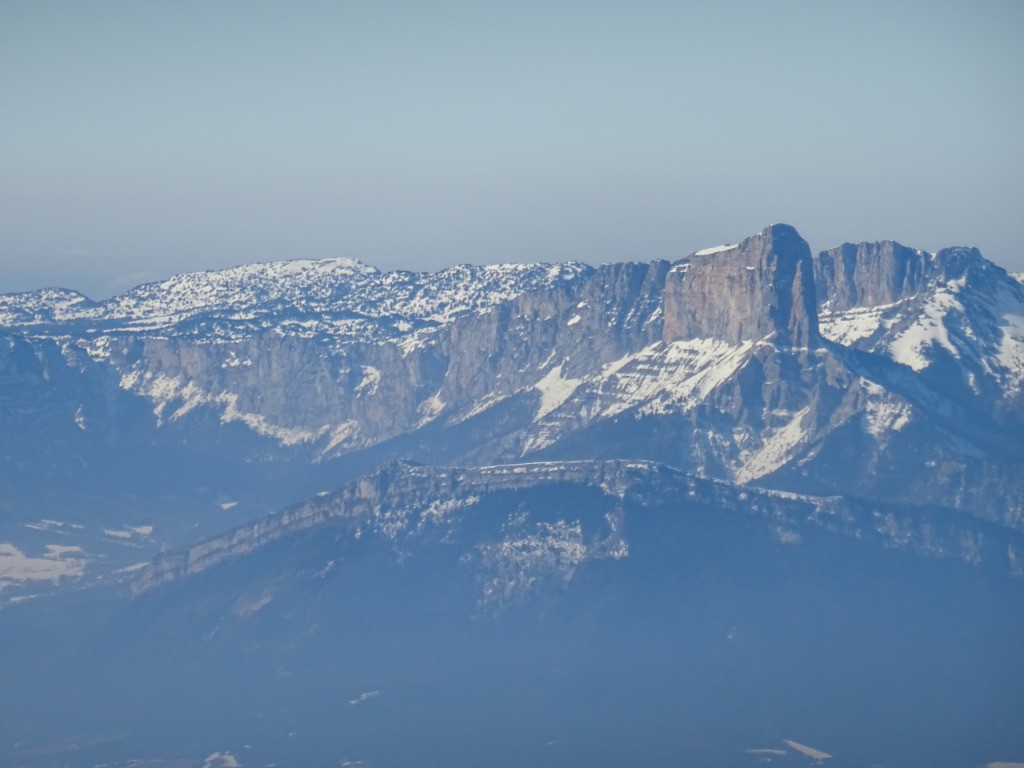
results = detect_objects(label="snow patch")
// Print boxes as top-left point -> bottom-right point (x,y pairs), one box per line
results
819,302 -> 897,346
203,752 -> 241,768
219,392 -> 327,446
783,739 -> 832,760
694,244 -> 736,256
452,392 -> 512,424
601,353 -> 633,377
320,420 -> 363,456
22,519 -> 83,533
534,364 -> 582,419
355,365 -> 381,396
0,543 -> 84,588
736,406 -> 811,484
349,690 -> 381,706
233,592 -> 273,618
597,338 -> 752,420
992,282 -> 1024,394
889,286 -> 962,370
861,379 -> 912,436
116,562 -> 149,573
45,544 -> 83,557
415,392 -> 446,427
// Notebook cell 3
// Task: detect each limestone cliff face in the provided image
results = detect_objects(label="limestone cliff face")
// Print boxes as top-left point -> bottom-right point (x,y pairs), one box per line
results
814,241 -> 930,311
92,259 -> 670,461
663,224 -> 819,348
439,259 -> 668,404
814,242 -> 1005,314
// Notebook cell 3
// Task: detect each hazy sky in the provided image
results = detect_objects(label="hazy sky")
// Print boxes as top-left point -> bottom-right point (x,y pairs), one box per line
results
2,0 -> 1022,297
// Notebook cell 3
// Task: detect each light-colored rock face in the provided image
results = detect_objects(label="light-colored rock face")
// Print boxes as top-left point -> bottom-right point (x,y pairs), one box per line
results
814,241 -> 931,311
663,224 -> 819,348
814,242 -> 1006,315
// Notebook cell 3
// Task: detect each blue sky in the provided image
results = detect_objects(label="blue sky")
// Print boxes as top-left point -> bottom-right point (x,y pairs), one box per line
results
2,0 -> 1022,297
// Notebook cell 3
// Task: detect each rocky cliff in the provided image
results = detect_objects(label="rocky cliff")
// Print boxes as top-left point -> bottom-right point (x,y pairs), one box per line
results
815,240 -> 930,311
664,224 -> 819,348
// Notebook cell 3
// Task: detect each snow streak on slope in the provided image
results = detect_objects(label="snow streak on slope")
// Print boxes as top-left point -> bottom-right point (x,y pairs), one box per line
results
534,364 -> 583,419
595,339 -> 754,418
990,281 -> 1024,395
860,379 -> 913,437
882,272 -> 1024,394
520,339 -> 752,454
819,301 -> 899,346
889,283 -> 963,371
735,406 -> 812,484
120,368 -> 329,444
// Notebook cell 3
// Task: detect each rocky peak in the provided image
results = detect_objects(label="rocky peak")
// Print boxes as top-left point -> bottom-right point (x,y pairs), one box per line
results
814,240 -> 930,311
662,224 -> 819,348
933,246 -> 1000,284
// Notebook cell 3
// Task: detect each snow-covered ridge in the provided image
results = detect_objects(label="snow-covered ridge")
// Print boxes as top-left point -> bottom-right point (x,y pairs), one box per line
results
816,250 -> 1024,394
0,257 -> 593,342
814,242 -> 1020,362
0,287 -> 95,326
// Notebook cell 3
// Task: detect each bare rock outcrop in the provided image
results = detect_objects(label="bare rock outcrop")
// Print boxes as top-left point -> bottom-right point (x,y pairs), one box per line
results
814,241 -> 930,311
663,224 -> 819,348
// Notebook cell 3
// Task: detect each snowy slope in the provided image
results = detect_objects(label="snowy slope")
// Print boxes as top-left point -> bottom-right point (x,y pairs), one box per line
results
1,258 -> 592,344
818,246 -> 1024,399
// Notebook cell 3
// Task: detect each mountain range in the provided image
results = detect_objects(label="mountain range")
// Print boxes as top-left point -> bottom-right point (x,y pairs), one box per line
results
1,223 -> 1022,767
